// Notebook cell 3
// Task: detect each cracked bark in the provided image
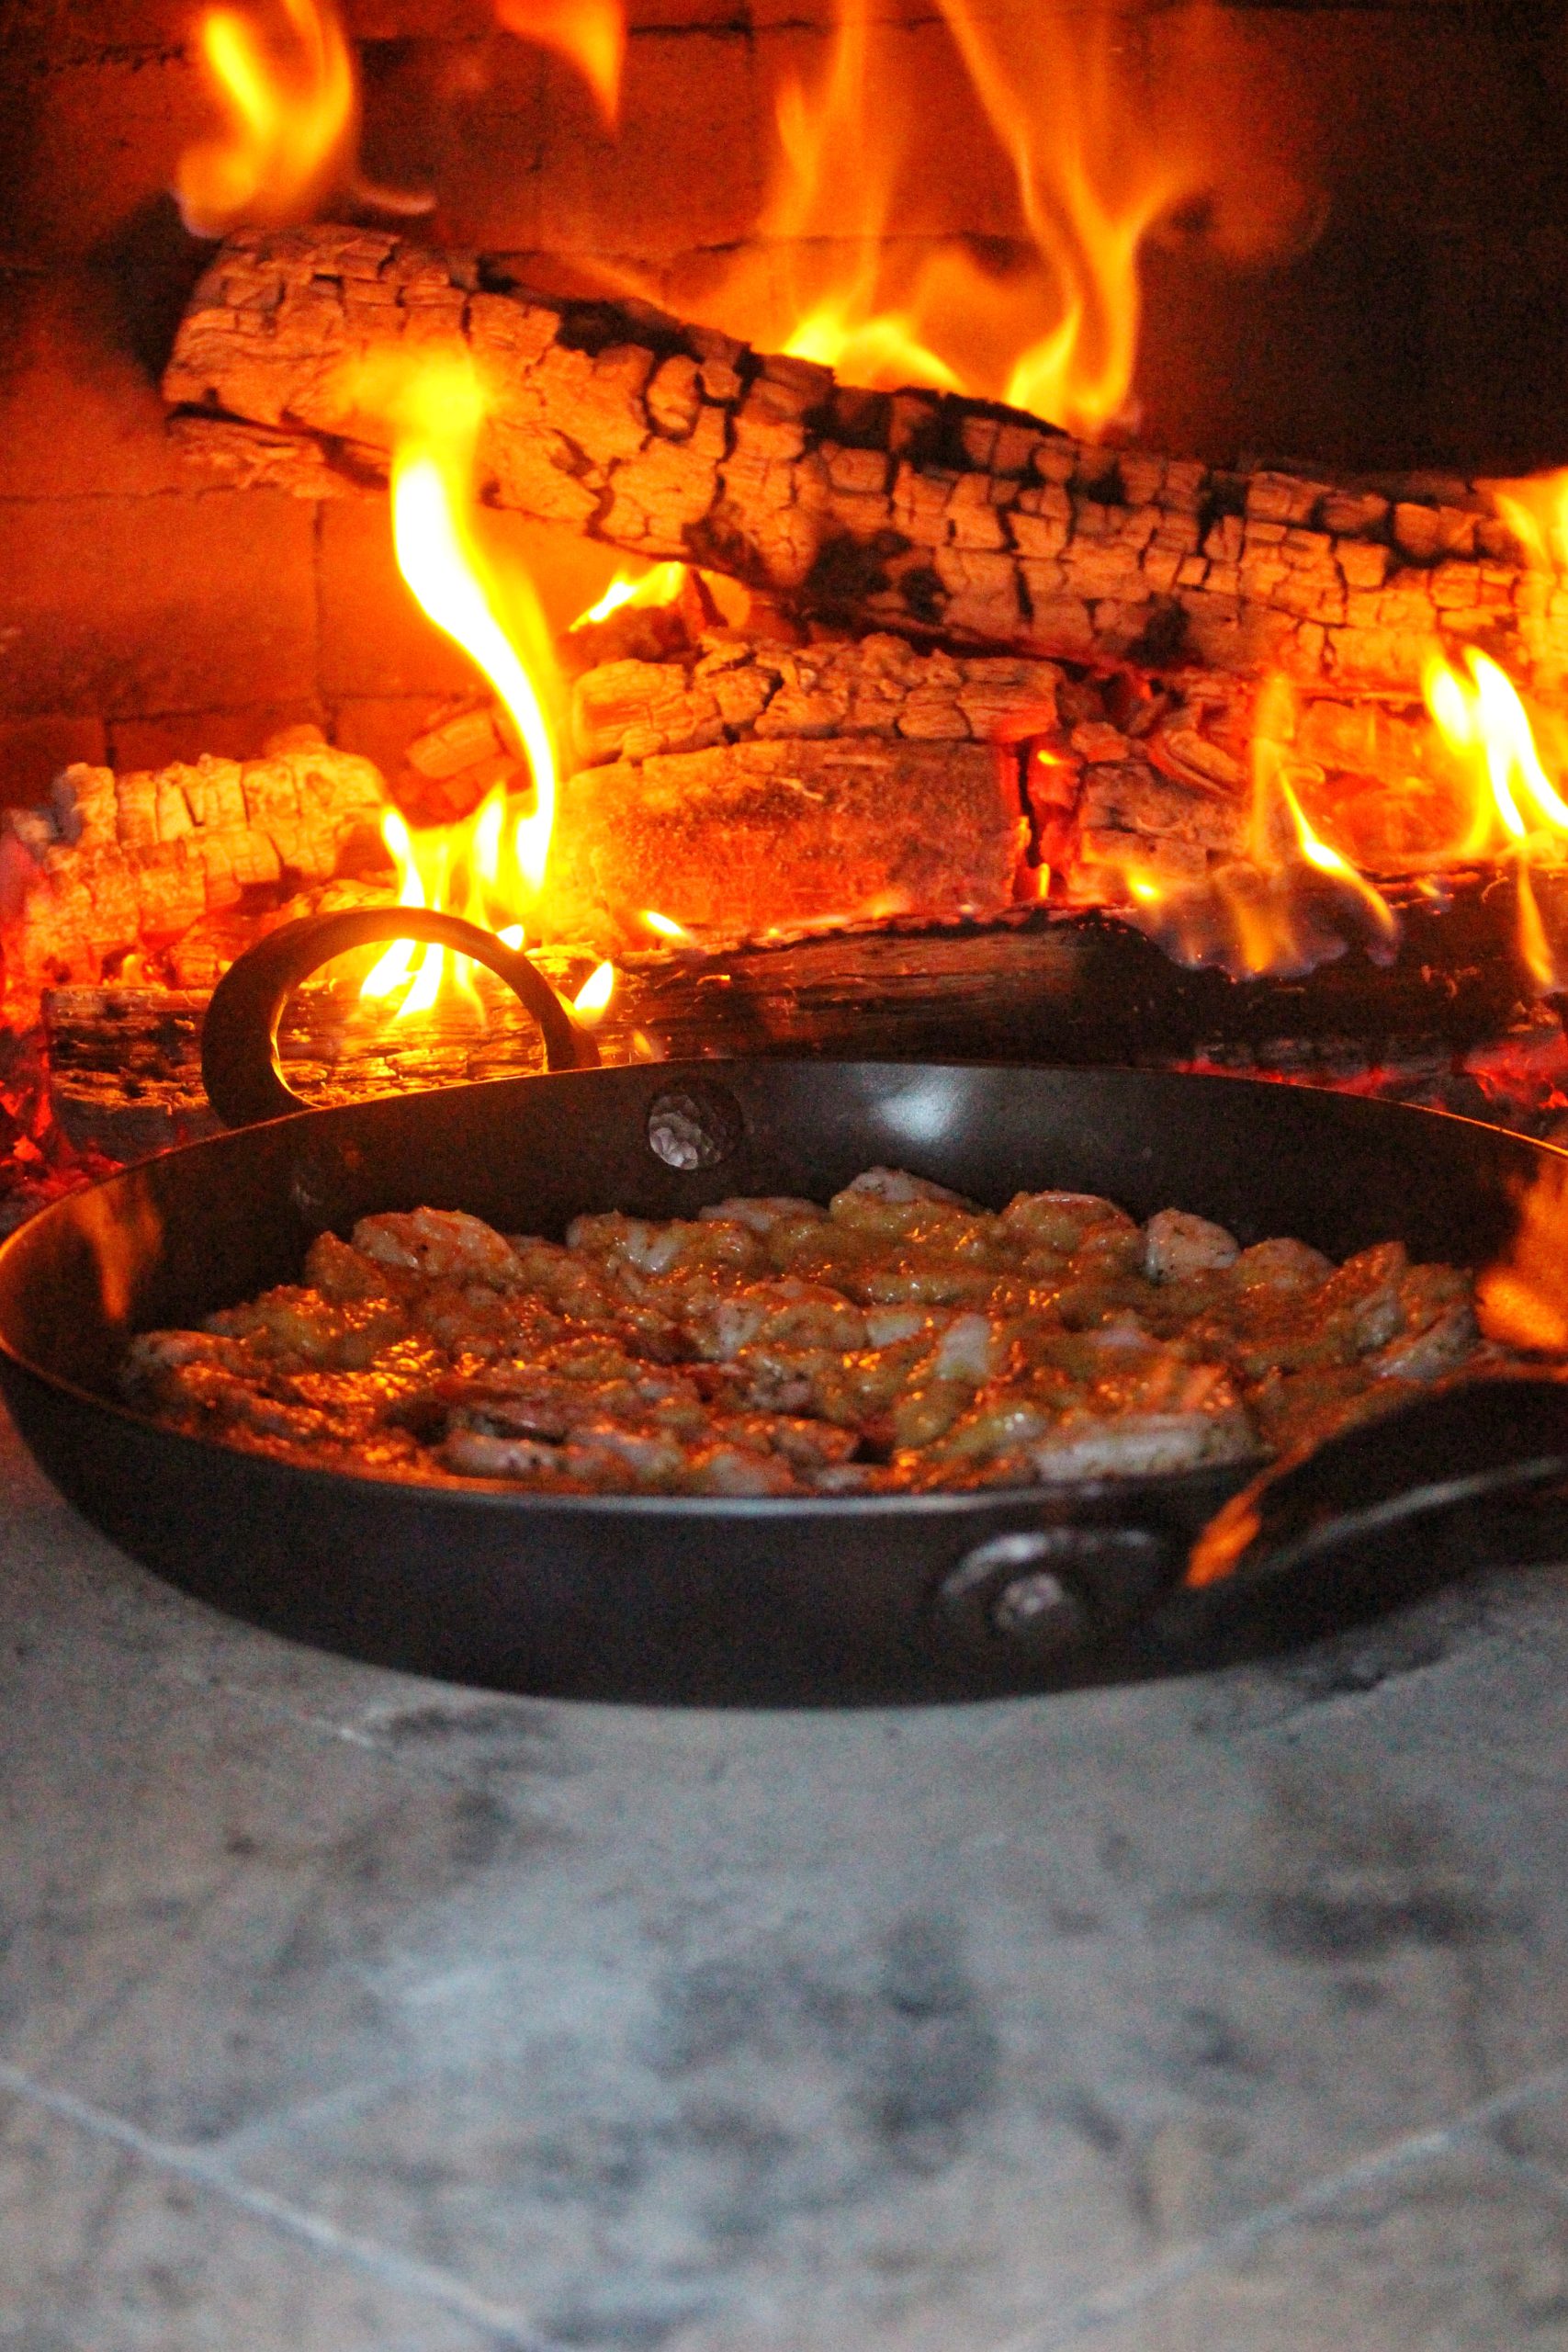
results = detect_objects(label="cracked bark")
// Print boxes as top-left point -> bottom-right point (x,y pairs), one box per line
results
163,228 -> 1568,695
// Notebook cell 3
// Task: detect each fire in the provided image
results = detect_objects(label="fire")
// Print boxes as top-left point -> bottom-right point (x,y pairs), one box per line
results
1487,470 -> 1568,575
1102,680 -> 1399,981
704,0 -> 1313,439
352,353 -> 569,1017
572,960 -> 616,1020
1060,651 -> 1568,989
388,368 -> 559,900
570,563 -> 693,630
1476,1158 -> 1568,1354
178,0 -> 624,237
1423,651 -> 1568,856
1422,649 -> 1568,991
177,0 -> 356,235
494,0 -> 626,125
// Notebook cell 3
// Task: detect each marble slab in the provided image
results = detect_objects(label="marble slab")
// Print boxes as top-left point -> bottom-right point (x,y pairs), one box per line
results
3,1408 -> 1567,2349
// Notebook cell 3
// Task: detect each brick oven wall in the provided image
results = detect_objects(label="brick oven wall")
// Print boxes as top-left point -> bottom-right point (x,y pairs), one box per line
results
2,0 -> 1566,808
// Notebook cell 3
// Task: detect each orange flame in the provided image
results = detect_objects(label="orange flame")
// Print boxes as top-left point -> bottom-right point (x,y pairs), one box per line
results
494,0 -> 626,125
1077,654 -> 1568,989
1100,679 -> 1399,980
572,959 -> 616,1020
387,362 -> 560,904
570,563 -> 693,630
705,0 -> 1313,439
1423,649 -> 1568,990
641,910 -> 692,943
177,0 -> 356,235
351,353 -> 570,1017
1486,469 -> 1568,574
1476,1157 -> 1568,1354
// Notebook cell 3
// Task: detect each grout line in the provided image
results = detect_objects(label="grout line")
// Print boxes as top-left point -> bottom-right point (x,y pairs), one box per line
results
0,2057 -> 554,2351
978,2057 -> 1568,2352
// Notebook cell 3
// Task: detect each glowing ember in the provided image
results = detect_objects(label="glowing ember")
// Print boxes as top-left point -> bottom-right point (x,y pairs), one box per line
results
176,0 -> 357,235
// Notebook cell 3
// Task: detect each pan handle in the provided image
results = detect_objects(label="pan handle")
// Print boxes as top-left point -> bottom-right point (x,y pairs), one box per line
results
934,1379 -> 1568,1678
1168,1375 -> 1568,1657
1188,1375 -> 1568,1589
200,908 -> 601,1128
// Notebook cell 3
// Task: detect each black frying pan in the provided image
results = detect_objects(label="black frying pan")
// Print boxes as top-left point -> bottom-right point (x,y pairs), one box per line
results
1,907 -> 1565,1705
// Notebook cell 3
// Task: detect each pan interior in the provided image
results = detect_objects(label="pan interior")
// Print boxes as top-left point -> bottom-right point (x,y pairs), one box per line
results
0,1061 -> 1546,1400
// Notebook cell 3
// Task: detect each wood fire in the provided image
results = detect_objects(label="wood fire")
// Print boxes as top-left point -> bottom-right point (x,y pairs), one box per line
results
6,9 -> 1568,1231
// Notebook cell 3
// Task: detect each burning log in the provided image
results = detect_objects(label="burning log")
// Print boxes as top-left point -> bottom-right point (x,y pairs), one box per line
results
553,623 -> 1290,946
164,228 -> 1565,694
37,876 -> 1555,1159
0,729 -> 388,1005
547,628 -> 1055,945
569,630 -> 1062,765
547,736 -> 1026,953
400,624 -> 1251,950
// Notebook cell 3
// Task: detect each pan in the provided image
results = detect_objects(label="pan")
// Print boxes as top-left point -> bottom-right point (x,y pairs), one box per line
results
1,905 -> 1565,1705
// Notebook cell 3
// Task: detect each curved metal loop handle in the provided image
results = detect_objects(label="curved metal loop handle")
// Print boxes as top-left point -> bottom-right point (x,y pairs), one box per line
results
201,908 -> 601,1129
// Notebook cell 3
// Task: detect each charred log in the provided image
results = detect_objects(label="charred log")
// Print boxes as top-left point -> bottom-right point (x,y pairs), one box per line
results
570,630 -> 1062,765
164,227 -> 1565,693
40,879 -> 1553,1157
0,729 -> 388,1007
547,735 -> 1027,952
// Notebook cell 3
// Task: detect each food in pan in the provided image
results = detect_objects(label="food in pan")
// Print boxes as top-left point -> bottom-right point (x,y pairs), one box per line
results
120,1169 -> 1516,1494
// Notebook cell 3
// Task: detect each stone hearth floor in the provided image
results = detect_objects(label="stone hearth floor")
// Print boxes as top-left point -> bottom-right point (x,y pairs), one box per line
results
3,1404 -> 1568,2351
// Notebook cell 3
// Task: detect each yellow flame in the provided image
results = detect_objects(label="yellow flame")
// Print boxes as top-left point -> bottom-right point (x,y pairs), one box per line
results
494,0 -> 626,124
641,909 -> 692,942
177,0 -> 355,235
1424,648 -> 1568,989
572,959 -> 616,1020
700,0 -> 1312,439
339,353 -> 569,1019
570,563 -> 692,630
1061,652 -> 1568,988
1089,678 -> 1398,980
1486,469 -> 1568,575
385,360 -> 559,896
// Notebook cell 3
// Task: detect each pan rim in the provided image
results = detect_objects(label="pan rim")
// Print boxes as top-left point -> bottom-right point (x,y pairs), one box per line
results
3,1057 -> 1562,1523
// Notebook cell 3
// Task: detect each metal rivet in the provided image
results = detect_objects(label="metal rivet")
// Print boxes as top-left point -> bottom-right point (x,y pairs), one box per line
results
646,1083 -> 743,1171
936,1521 -> 1171,1657
990,1568 -> 1082,1644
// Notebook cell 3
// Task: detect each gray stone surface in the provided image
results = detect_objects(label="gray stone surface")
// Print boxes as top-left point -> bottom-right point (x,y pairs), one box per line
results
2,1403 -> 1566,2350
